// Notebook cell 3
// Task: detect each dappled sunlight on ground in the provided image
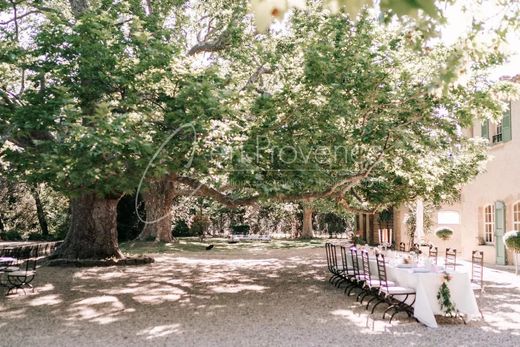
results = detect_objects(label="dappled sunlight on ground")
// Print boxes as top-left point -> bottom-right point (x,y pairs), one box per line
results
137,323 -> 183,339
28,294 -> 62,307
1,246 -> 520,346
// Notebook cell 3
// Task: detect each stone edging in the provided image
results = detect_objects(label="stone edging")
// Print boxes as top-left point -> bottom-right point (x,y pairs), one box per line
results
46,256 -> 155,267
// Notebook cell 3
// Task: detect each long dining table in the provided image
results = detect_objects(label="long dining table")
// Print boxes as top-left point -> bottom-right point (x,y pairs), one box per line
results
349,250 -> 481,328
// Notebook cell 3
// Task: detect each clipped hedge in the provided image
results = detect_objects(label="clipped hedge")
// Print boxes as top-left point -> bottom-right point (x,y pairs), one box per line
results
503,230 -> 520,252
436,228 -> 453,241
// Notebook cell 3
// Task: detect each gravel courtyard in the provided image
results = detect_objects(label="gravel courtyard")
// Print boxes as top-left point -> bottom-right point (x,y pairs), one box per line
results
1,247 -> 520,347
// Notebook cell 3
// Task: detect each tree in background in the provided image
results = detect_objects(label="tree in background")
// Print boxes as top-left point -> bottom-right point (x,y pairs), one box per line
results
230,9 -> 517,237
0,0 -> 232,258
1,0 -> 519,258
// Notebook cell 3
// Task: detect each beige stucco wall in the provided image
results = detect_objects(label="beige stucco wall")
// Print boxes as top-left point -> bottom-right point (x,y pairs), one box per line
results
439,100 -> 520,264
395,100 -> 520,265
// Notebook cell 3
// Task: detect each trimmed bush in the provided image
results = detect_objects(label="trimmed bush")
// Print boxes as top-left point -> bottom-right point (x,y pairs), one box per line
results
503,230 -> 520,252
436,228 -> 453,241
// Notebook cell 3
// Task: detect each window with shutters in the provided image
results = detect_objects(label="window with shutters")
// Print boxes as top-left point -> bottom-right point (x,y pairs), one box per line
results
492,121 -> 503,144
484,205 -> 495,243
514,202 -> 520,231
481,102 -> 512,144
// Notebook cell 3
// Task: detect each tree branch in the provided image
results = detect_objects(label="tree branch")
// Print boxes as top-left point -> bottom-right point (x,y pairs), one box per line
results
173,176 -> 259,208
187,19 -> 234,56
242,65 -> 273,91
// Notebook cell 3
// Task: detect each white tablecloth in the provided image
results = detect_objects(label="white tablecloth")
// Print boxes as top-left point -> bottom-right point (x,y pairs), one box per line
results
345,252 -> 480,328
385,265 -> 480,328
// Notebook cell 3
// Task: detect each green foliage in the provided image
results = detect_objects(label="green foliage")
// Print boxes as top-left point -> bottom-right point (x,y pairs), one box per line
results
0,230 -> 23,241
191,213 -> 210,237
1,0 -> 518,244
436,228 -> 454,241
0,0 -> 236,198
232,11 -> 498,214
27,232 -> 50,241
437,272 -> 457,316
503,231 -> 520,253
318,213 -> 347,237
172,220 -> 192,237
0,173 -> 68,239
231,224 -> 250,235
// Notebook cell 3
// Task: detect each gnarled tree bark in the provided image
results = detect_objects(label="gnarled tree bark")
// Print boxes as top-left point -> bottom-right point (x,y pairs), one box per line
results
138,177 -> 176,242
53,193 -> 123,259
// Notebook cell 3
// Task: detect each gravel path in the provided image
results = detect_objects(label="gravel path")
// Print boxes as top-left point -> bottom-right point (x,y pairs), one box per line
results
1,247 -> 519,347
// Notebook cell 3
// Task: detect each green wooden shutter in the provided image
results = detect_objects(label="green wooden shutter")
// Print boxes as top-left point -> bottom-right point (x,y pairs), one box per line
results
481,120 -> 489,140
502,102 -> 512,142
495,201 -> 506,265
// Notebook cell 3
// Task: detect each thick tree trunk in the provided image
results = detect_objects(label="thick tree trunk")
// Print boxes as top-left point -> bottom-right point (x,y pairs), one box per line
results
30,185 -> 49,238
301,206 -> 315,239
53,193 -> 123,259
138,177 -> 176,242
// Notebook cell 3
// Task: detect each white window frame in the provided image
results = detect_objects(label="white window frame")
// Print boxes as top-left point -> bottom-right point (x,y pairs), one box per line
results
437,211 -> 460,225
513,202 -> 520,232
484,205 -> 495,243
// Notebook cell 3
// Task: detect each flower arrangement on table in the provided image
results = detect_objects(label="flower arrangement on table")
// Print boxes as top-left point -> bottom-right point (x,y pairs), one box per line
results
437,271 -> 457,316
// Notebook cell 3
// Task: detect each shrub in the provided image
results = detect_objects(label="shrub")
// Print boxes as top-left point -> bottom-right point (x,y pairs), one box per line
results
191,214 -> 210,237
172,220 -> 193,237
436,228 -> 453,241
27,232 -> 49,241
503,230 -> 520,252
0,230 -> 23,241
231,224 -> 250,235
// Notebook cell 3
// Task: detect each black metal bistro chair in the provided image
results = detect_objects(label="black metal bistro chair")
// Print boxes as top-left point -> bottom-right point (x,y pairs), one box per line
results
325,243 -> 347,287
358,250 -> 395,310
339,244 -> 357,293
346,247 -> 366,296
5,248 -> 38,295
374,253 -> 416,322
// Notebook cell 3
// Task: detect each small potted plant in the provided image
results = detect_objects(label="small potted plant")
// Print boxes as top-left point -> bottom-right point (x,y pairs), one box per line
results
436,228 -> 453,241
503,230 -> 520,275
